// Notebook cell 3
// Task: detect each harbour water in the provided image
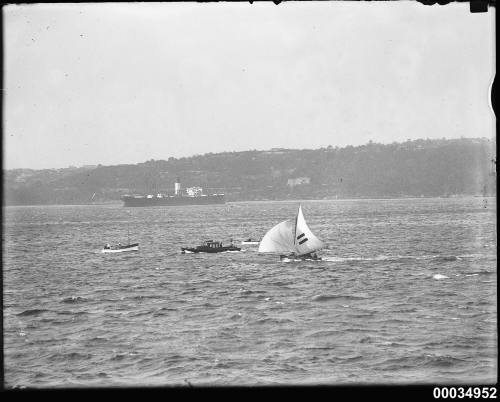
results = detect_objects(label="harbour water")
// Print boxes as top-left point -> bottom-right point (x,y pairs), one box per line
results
3,197 -> 497,387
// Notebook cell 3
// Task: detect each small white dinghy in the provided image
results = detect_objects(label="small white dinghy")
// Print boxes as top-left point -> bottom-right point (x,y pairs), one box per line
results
241,238 -> 260,245
102,243 -> 139,253
102,227 -> 139,253
258,205 -> 324,261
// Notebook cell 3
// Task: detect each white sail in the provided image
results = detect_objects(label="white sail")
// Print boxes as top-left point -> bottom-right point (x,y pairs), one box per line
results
258,206 -> 324,256
258,220 -> 296,253
293,205 -> 324,256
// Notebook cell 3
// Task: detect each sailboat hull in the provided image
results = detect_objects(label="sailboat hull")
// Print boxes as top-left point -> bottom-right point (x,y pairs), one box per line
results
280,254 -> 322,261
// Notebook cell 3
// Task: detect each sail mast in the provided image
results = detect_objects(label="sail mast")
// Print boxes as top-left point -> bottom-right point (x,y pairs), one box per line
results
293,205 -> 300,247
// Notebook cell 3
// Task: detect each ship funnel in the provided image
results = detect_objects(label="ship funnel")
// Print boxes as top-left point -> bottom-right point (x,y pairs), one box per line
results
174,178 -> 181,195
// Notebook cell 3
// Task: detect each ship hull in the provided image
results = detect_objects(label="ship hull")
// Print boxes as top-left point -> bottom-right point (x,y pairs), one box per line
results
121,194 -> 225,207
181,246 -> 241,253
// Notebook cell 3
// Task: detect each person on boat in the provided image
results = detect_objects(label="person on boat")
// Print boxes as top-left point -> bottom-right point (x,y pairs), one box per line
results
301,252 -> 320,260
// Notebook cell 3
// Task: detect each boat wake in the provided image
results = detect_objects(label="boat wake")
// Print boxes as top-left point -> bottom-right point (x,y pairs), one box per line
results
320,254 -> 488,263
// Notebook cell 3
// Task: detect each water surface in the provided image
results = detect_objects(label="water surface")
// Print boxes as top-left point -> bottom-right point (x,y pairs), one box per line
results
3,197 -> 497,387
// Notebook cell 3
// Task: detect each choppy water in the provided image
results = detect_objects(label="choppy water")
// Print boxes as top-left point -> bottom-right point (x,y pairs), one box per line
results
3,197 -> 497,387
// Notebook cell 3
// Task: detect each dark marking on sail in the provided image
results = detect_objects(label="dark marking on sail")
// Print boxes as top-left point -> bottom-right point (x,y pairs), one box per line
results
297,233 -> 305,240
298,238 -> 308,245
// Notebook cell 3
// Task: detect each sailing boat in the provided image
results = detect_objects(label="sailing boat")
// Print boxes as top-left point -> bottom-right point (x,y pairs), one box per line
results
102,227 -> 139,253
258,205 -> 324,261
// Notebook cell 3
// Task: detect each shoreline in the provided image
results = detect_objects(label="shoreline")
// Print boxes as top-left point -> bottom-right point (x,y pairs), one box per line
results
3,195 -> 495,208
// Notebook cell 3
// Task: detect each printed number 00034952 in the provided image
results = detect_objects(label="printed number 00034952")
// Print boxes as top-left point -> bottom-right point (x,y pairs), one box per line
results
433,387 -> 497,399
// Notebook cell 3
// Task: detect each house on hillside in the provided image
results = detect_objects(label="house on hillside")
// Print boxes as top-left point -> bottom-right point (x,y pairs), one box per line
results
186,186 -> 203,196
287,177 -> 311,187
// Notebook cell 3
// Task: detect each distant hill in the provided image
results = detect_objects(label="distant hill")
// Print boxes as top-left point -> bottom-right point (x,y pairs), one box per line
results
3,138 -> 496,206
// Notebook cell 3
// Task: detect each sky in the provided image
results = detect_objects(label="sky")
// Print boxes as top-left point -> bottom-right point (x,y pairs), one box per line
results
3,2 -> 496,170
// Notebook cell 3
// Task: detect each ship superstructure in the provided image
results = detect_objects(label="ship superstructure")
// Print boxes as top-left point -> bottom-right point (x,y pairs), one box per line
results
121,179 -> 225,207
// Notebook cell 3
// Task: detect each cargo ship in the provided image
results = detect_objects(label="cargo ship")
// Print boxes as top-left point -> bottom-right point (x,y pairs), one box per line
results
121,179 -> 225,207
